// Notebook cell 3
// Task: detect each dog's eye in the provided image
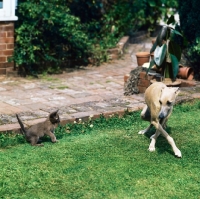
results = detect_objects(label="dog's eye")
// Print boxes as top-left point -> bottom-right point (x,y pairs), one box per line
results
159,100 -> 162,105
167,101 -> 172,106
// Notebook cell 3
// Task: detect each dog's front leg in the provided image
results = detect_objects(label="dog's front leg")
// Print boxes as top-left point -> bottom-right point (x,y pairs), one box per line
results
152,121 -> 182,158
148,130 -> 160,151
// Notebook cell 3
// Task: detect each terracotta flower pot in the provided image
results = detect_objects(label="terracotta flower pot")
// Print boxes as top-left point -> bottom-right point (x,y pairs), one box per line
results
177,65 -> 194,80
135,52 -> 150,66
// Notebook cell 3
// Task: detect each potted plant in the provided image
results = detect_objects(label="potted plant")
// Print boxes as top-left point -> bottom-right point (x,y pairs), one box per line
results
148,15 -> 183,82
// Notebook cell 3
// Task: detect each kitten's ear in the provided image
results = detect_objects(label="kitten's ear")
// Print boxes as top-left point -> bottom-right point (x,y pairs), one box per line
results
49,109 -> 60,124
49,110 -> 59,120
50,109 -> 59,117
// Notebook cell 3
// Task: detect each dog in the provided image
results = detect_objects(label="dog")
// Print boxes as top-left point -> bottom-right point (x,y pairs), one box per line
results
138,82 -> 181,158
16,110 -> 60,146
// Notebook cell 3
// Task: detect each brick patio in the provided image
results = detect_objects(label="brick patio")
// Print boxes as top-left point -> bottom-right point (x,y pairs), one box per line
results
0,37 -> 199,133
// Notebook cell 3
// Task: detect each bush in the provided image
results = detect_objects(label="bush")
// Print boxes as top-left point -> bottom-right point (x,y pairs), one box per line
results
142,0 -> 179,33
178,0 -> 200,78
14,0 -> 91,75
13,0 -> 178,75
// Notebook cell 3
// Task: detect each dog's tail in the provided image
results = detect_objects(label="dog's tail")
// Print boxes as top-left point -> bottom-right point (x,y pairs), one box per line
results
16,114 -> 26,135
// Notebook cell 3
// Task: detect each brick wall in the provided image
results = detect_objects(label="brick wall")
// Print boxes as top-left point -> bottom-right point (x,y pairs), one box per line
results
0,22 -> 14,75
137,71 -> 152,93
124,71 -> 196,95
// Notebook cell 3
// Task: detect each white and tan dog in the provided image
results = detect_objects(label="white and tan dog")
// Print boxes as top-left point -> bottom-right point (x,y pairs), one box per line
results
138,82 -> 181,158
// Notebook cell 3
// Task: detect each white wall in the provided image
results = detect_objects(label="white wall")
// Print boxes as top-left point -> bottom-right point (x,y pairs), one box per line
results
0,0 -> 18,21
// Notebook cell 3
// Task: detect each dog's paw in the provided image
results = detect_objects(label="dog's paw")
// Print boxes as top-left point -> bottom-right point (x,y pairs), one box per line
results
138,130 -> 146,135
175,150 -> 182,158
148,146 -> 156,152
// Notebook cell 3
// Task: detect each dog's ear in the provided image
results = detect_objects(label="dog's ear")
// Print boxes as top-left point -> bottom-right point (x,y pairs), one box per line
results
173,87 -> 180,96
159,86 -> 166,101
160,86 -> 166,94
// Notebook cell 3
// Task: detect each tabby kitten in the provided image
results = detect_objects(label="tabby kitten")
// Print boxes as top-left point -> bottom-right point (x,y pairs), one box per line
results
16,110 -> 60,146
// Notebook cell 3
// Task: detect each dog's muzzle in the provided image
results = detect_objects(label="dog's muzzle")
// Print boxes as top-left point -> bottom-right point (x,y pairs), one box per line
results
158,106 -> 170,119
159,112 -> 166,119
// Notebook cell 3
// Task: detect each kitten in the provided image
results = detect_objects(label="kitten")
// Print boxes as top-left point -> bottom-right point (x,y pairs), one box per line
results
16,110 -> 60,146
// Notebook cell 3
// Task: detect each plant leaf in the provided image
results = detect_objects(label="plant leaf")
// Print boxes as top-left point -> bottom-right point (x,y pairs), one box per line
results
167,15 -> 175,25
171,29 -> 182,37
147,59 -> 156,73
154,43 -> 167,66
168,40 -> 182,61
157,26 -> 168,46
150,37 -> 158,54
148,0 -> 156,7
170,53 -> 179,78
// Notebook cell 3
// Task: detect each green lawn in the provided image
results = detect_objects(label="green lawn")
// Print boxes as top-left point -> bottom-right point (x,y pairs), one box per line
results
0,100 -> 200,199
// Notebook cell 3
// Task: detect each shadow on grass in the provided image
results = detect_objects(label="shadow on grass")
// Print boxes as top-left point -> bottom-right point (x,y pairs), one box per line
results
143,125 -> 175,156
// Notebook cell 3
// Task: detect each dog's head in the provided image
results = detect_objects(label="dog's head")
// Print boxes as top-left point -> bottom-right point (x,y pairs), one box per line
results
158,87 -> 179,119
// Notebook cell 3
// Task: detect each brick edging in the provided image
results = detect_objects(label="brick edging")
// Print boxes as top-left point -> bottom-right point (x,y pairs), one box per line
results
0,107 -> 141,134
0,93 -> 197,134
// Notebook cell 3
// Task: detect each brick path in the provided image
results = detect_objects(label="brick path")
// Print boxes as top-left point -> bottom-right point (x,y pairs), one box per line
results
0,37 -> 199,133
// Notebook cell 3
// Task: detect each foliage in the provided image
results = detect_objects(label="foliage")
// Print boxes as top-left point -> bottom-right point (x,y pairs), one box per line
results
13,0 -> 91,75
0,100 -> 200,198
13,0 -> 179,74
0,133 -> 25,147
142,0 -> 179,32
178,0 -> 200,78
148,17 -> 183,80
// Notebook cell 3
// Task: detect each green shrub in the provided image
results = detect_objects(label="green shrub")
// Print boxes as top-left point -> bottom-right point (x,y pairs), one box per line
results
14,0 -> 91,74
13,0 -> 178,74
178,0 -> 200,78
142,0 -> 178,33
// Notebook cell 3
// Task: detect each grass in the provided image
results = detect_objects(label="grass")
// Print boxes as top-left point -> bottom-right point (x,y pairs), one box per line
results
0,100 -> 200,198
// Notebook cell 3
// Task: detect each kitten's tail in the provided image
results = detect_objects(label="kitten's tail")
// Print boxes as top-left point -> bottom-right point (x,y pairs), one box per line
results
16,114 -> 26,135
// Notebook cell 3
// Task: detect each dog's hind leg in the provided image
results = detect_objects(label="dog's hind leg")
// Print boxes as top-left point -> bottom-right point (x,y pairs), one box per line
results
138,124 -> 153,134
140,105 -> 151,121
138,105 -> 152,134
